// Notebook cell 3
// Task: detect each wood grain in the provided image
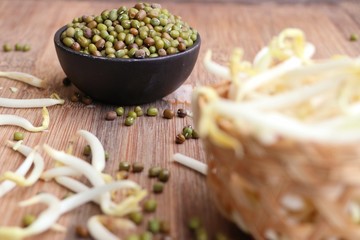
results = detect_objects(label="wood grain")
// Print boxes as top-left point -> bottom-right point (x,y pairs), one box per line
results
0,1 -> 359,239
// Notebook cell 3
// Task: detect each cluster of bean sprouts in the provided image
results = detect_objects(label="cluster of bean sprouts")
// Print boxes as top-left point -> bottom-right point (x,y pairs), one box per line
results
0,71 -> 146,239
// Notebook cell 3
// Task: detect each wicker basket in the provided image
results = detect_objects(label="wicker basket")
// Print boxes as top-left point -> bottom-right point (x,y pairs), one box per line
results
193,80 -> 360,240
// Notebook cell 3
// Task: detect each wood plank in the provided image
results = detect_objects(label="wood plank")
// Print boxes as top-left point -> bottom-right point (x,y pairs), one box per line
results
0,1 -> 359,239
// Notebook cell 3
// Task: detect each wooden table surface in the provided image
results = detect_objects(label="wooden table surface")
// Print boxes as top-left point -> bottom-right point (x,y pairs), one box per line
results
0,1 -> 360,239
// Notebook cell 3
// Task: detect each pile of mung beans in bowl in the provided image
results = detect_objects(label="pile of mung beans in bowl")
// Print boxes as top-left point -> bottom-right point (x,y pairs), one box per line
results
54,2 -> 201,105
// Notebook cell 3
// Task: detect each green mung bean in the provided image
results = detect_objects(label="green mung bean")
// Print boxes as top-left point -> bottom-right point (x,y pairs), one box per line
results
153,182 -> 164,193
148,166 -> 161,177
22,214 -> 36,227
143,199 -> 157,212
158,169 -> 170,182
146,107 -> 158,116
13,132 -> 24,141
134,106 -> 144,116
3,43 -> 12,52
115,106 -> 124,116
125,116 -> 135,126
83,145 -> 91,156
140,232 -> 153,240
22,44 -> 31,52
119,161 -> 131,171
147,219 -> 160,233
127,234 -> 140,240
129,211 -> 143,225
132,162 -> 144,173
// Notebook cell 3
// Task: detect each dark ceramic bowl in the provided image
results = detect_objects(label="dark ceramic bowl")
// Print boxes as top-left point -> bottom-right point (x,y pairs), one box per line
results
54,26 -> 201,105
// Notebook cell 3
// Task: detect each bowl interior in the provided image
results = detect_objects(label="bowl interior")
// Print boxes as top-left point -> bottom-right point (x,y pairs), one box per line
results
54,26 -> 201,105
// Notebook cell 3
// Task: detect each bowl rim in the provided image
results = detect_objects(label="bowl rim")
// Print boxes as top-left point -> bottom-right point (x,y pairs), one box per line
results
54,25 -> 201,63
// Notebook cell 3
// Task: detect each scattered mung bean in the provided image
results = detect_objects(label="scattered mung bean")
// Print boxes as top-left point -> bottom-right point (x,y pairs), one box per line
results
160,220 -> 171,234
188,217 -> 201,230
15,43 -> 23,51
132,162 -> 144,173
158,169 -> 170,182
22,214 -> 36,227
3,43 -> 12,52
116,170 -> 129,180
119,161 -> 131,171
147,107 -> 158,116
177,108 -> 187,118
125,116 -> 135,126
147,219 -> 160,233
115,106 -> 125,116
215,233 -> 228,240
182,125 -> 193,139
129,211 -> 143,225
143,199 -> 157,212
134,106 -> 144,117
127,234 -> 140,240
140,232 -> 153,240
148,166 -> 161,178
13,132 -> 24,141
62,77 -> 71,86
75,225 -> 90,238
192,129 -> 200,139
163,109 -> 174,119
195,228 -> 208,240
350,34 -> 359,42
105,111 -> 117,120
22,44 -> 31,52
83,145 -> 91,156
127,110 -> 138,118
175,134 -> 186,144
153,182 -> 164,194
70,93 -> 80,102
81,95 -> 93,105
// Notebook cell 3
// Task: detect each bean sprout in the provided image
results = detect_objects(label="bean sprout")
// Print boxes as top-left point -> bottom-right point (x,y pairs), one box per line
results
55,176 -> 100,204
41,166 -> 81,181
0,193 -> 61,240
0,147 -> 44,186
173,153 -> 207,175
0,71 -> 47,88
0,142 -> 34,198
87,215 -> 135,240
0,107 -> 49,132
59,180 -> 143,214
43,144 -> 147,216
0,180 -> 143,240
0,128 -> 148,239
196,28 -> 360,145
0,97 -> 64,108
77,130 -> 105,172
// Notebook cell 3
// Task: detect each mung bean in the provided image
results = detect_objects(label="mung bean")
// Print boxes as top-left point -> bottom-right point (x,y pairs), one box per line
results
144,199 -> 157,212
129,211 -> 143,225
153,182 -> 164,194
132,162 -> 144,173
105,111 -> 117,120
13,132 -> 24,141
119,161 -> 131,171
22,214 -> 36,227
146,107 -> 158,116
3,43 -> 12,52
147,219 -> 160,233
